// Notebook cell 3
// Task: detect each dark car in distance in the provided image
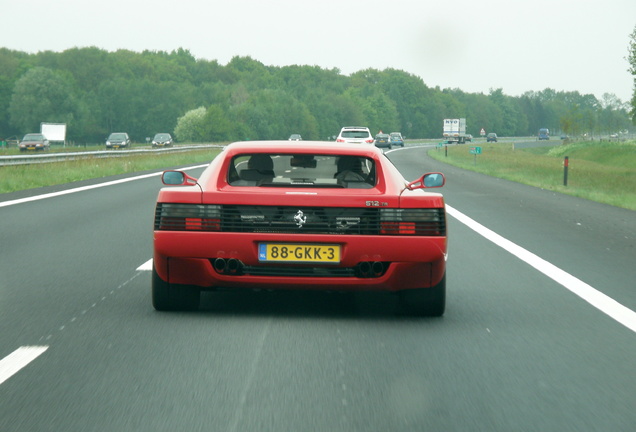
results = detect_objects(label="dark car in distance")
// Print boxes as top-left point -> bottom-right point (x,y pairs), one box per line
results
152,133 -> 173,148
106,132 -> 131,149
374,133 -> 391,149
486,133 -> 498,142
19,133 -> 50,152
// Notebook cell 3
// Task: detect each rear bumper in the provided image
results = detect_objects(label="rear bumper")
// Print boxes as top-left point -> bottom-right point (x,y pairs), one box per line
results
154,231 -> 447,292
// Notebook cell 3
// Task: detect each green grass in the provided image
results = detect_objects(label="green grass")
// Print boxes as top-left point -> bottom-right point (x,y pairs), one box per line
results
428,140 -> 636,211
4,142 -> 635,212
0,148 -> 221,194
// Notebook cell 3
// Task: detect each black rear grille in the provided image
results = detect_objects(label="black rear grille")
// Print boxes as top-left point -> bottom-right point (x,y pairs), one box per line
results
155,204 -> 446,236
241,265 -> 357,277
220,205 -> 380,234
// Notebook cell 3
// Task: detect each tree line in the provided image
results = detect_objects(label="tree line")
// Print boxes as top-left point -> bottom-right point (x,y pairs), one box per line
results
0,46 -> 633,144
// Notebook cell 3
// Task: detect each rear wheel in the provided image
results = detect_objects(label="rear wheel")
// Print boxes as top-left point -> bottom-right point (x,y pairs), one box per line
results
399,274 -> 445,317
152,266 -> 200,311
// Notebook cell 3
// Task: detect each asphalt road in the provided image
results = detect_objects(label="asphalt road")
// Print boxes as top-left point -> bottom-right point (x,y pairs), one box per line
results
1,147 -> 634,431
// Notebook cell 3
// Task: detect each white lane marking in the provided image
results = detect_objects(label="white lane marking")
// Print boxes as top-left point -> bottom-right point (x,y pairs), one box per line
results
0,346 -> 49,385
446,204 -> 636,334
0,164 -> 209,208
137,259 -> 153,271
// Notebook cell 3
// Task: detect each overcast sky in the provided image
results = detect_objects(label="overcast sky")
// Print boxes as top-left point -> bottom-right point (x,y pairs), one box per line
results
3,0 -> 635,102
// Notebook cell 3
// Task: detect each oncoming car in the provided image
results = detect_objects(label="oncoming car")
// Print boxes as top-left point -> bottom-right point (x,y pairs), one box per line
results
106,132 -> 131,149
152,133 -> 173,148
153,141 -> 448,316
19,133 -> 50,152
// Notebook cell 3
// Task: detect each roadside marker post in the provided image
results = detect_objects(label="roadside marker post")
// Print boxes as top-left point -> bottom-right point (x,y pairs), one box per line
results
469,146 -> 482,165
564,156 -> 569,186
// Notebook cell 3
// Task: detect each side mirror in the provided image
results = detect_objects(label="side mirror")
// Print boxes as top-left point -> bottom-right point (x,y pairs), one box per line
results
407,172 -> 445,190
162,170 -> 198,186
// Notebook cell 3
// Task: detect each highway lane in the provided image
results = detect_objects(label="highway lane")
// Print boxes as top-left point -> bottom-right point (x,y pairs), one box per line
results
1,148 -> 635,431
392,145 -> 636,312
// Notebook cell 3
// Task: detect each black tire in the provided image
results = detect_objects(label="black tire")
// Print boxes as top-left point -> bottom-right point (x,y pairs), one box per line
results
399,274 -> 446,317
152,266 -> 200,311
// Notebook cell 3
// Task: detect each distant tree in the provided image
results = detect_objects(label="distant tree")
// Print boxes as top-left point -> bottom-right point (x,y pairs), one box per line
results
8,66 -> 81,133
627,25 -> 636,123
230,89 -> 318,140
376,69 -> 431,137
0,48 -> 29,136
174,107 -> 207,142
488,88 -> 522,136
202,105 -> 233,142
1,46 -> 632,143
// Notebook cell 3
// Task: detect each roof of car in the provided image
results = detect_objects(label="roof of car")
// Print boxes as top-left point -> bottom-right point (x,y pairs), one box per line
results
21,134 -> 47,141
224,141 -> 384,158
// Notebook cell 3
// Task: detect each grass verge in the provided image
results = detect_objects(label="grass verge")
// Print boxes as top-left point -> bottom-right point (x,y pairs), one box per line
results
0,148 -> 221,194
428,140 -> 636,211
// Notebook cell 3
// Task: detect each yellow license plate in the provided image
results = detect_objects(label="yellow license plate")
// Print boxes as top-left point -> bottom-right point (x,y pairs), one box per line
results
258,243 -> 340,263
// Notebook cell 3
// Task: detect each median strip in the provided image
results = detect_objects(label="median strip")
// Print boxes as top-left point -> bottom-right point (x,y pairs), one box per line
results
0,164 -> 209,208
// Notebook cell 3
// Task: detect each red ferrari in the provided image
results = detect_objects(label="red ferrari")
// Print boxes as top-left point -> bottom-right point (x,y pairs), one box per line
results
153,141 -> 447,315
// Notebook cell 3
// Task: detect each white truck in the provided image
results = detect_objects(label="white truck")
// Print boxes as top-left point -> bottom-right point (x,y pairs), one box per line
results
443,118 -> 469,143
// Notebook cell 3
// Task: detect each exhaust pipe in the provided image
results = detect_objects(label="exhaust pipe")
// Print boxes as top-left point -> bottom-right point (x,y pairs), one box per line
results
356,261 -> 386,278
227,258 -> 240,274
371,261 -> 385,277
357,261 -> 371,278
213,258 -> 226,273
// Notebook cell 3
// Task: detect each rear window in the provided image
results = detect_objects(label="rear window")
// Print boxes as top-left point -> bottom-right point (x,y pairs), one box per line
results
341,130 -> 371,139
228,154 -> 375,189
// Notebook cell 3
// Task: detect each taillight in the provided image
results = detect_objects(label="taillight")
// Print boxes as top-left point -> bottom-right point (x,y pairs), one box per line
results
379,209 -> 445,236
184,218 -> 221,231
365,139 -> 374,143
336,138 -> 345,143
155,204 -> 222,231
380,221 -> 416,235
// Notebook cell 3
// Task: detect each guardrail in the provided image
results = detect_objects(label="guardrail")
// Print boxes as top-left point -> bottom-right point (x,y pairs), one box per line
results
0,145 -> 221,167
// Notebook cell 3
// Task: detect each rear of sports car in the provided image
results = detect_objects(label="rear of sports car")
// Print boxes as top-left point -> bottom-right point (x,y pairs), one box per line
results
152,142 -> 447,315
